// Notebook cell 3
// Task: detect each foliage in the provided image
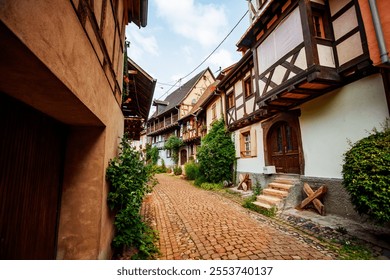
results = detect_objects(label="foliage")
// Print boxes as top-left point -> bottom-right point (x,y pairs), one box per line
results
198,182 -> 224,191
164,136 -> 183,165
184,161 -> 200,180
145,144 -> 159,165
173,166 -> 182,176
194,174 -> 207,187
342,121 -> 390,224
242,196 -> 277,218
150,164 -> 167,174
106,135 -> 159,259
197,119 -> 236,183
338,240 -> 374,260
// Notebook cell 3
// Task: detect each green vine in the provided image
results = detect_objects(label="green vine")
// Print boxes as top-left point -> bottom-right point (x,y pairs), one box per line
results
106,135 -> 159,259
164,135 -> 183,165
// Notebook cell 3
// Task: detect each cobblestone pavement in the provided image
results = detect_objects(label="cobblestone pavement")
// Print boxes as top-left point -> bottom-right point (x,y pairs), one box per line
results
141,174 -> 337,260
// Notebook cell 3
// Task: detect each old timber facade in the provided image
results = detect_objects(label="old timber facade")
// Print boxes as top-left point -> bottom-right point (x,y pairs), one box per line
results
146,68 -> 215,167
220,0 -> 389,218
0,0 -> 154,259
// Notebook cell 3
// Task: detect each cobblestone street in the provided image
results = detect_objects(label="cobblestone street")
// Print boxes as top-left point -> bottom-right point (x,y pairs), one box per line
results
142,174 -> 337,260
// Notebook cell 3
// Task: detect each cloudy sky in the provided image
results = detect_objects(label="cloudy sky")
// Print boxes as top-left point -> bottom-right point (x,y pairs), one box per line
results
125,0 -> 250,105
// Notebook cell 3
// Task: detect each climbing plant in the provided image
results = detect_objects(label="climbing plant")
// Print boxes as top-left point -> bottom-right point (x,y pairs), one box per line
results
164,135 -> 183,165
342,120 -> 390,224
197,118 -> 236,183
106,134 -> 159,259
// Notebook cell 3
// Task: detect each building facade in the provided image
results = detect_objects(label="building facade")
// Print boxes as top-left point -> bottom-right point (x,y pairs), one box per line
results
220,0 -> 389,218
0,0 -> 153,259
146,68 -> 215,167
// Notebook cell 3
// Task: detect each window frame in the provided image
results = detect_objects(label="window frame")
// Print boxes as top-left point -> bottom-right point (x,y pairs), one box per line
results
244,76 -> 253,99
240,129 -> 251,158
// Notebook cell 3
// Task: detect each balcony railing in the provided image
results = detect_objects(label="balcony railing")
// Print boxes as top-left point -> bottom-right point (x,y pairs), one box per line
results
147,114 -> 179,134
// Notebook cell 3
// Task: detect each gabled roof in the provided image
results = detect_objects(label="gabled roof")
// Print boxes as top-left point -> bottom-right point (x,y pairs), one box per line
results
149,68 -> 211,120
187,81 -> 220,116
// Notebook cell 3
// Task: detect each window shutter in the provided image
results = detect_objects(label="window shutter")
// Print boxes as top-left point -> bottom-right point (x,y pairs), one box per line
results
250,128 -> 257,157
235,133 -> 241,158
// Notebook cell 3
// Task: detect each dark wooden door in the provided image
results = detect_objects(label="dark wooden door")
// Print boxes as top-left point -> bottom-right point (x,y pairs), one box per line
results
180,149 -> 187,165
268,121 -> 300,174
0,94 -> 65,259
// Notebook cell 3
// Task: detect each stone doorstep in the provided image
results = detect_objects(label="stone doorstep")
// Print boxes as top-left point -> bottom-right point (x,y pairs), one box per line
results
268,182 -> 293,191
262,188 -> 289,198
255,175 -> 298,210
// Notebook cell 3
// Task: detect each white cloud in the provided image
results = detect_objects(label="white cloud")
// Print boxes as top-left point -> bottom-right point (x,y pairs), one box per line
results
207,48 -> 236,70
154,0 -> 228,48
126,27 -> 159,59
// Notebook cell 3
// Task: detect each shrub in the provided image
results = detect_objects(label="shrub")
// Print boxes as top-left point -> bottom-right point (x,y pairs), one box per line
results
197,119 -> 236,183
164,136 -> 183,165
184,161 -> 200,180
106,135 -> 159,259
199,182 -> 223,190
145,144 -> 159,165
173,166 -> 182,176
342,122 -> 390,224
194,174 -> 207,187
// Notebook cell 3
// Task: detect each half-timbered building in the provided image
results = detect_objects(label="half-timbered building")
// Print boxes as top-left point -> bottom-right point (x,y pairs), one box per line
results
146,68 -> 215,167
220,0 -> 390,218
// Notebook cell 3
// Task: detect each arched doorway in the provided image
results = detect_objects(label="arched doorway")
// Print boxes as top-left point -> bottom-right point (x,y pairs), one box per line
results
262,111 -> 304,174
180,149 -> 188,165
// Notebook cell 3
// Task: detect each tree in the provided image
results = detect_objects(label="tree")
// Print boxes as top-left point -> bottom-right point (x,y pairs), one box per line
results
197,119 -> 236,183
164,135 -> 183,165
342,121 -> 390,224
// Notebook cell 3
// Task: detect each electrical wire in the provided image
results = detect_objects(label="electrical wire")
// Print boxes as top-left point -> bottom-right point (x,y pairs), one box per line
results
156,9 -> 249,100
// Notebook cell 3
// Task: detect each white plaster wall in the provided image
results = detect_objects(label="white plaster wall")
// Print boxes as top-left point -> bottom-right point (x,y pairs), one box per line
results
159,149 -> 175,167
300,74 -> 389,178
235,123 -> 266,173
206,96 -> 224,128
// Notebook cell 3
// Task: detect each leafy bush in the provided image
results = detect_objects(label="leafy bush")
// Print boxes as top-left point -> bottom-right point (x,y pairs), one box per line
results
150,164 -> 167,174
106,135 -> 159,259
342,122 -> 390,224
199,182 -> 223,190
145,144 -> 159,165
197,119 -> 236,183
194,174 -> 207,187
173,166 -> 182,176
184,161 -> 200,180
164,136 -> 183,165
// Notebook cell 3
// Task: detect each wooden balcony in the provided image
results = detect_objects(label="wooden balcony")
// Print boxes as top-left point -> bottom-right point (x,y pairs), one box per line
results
147,114 -> 179,136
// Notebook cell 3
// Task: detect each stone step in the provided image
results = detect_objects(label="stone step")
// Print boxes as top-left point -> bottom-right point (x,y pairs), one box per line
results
268,182 -> 293,191
252,201 -> 273,209
262,188 -> 289,198
257,194 -> 281,205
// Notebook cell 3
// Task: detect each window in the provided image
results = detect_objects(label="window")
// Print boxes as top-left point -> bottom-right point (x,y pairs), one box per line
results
239,128 -> 257,158
211,103 -> 217,120
240,131 -> 251,157
312,5 -> 331,40
227,93 -> 235,109
166,149 -> 171,158
244,77 -> 252,98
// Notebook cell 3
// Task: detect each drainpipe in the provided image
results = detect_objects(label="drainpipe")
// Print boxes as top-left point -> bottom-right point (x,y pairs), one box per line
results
368,0 -> 389,64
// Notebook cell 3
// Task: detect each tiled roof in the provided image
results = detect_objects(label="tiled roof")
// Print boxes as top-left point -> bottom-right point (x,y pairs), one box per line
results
149,68 -> 209,120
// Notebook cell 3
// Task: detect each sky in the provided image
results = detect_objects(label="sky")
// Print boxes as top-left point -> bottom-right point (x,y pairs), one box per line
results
125,0 -> 250,112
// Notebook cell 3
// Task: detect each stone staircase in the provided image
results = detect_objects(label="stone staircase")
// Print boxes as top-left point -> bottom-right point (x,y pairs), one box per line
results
253,175 -> 298,211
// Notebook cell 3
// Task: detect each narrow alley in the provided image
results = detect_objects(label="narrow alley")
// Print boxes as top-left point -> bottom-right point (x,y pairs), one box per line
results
142,174 -> 336,260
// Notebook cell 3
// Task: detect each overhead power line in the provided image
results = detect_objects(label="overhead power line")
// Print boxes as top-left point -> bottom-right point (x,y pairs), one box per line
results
156,10 -> 249,100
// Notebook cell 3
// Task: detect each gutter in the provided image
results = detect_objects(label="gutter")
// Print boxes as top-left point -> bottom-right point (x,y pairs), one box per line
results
368,0 -> 389,65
